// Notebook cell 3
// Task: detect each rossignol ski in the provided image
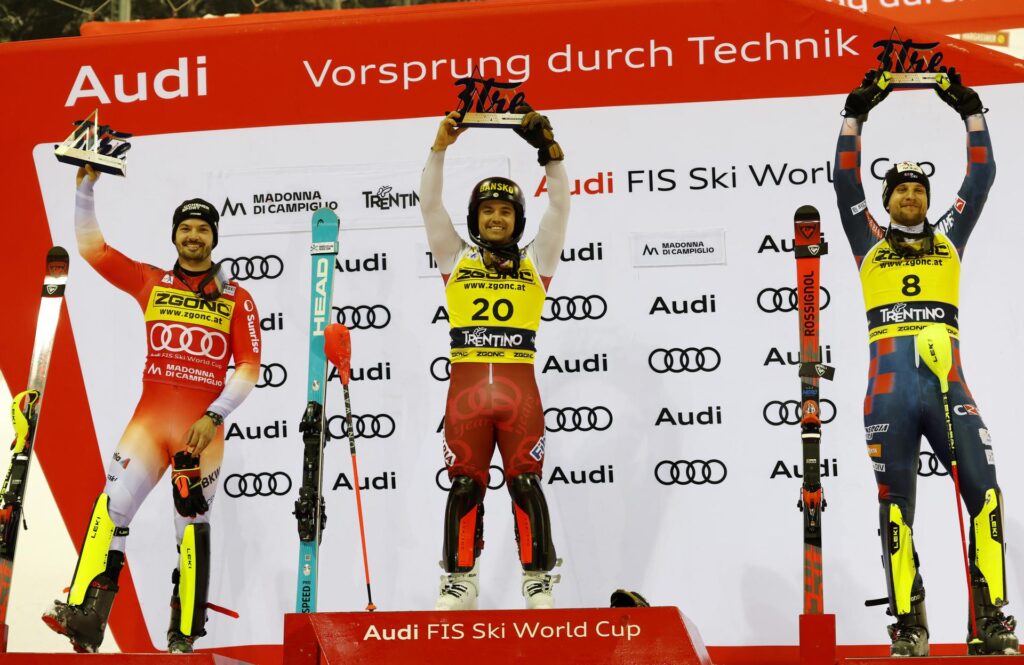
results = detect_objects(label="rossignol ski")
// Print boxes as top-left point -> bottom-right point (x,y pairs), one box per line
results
0,247 -> 70,645
793,206 -> 834,615
294,209 -> 340,613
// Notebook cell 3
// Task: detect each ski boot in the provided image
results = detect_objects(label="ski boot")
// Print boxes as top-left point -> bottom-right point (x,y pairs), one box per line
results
968,574 -> 1020,655
41,582 -> 118,653
888,595 -> 929,657
522,568 -> 561,610
435,560 -> 479,611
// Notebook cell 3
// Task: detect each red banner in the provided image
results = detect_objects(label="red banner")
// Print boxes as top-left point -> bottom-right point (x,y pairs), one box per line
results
0,0 -> 1021,652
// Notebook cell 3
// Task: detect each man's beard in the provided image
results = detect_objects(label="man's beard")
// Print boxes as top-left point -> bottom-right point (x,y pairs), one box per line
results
177,242 -> 211,262
890,205 -> 927,227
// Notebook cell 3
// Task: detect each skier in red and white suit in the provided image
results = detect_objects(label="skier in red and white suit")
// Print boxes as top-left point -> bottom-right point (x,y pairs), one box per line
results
42,165 -> 260,654
421,108 -> 569,611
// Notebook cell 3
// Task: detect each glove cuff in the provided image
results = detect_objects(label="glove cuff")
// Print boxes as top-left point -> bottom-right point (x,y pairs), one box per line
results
538,142 -> 564,166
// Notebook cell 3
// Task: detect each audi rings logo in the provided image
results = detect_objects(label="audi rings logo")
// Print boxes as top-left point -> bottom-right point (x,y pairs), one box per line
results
543,295 -> 607,321
757,287 -> 831,313
435,465 -> 506,491
221,255 -> 284,281
918,451 -> 950,477
327,414 -> 396,439
149,323 -> 228,360
333,305 -> 391,330
430,357 -> 451,381
224,471 -> 292,497
654,460 -> 728,485
762,399 -> 837,426
544,406 -> 613,432
251,363 -> 287,388
648,348 -> 721,373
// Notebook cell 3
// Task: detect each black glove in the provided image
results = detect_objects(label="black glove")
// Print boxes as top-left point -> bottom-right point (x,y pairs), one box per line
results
935,68 -> 984,119
843,70 -> 892,119
513,104 -> 564,166
171,451 -> 209,517
610,588 -> 650,608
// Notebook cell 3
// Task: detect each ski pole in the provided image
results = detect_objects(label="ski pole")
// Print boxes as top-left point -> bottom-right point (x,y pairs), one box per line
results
916,323 -> 980,646
324,323 -> 376,612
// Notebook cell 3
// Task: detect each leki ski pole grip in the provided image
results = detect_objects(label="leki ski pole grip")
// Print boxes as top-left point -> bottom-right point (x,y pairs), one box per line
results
324,323 -> 352,384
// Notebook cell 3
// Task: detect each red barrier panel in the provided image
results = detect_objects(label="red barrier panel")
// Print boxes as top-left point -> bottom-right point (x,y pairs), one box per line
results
284,607 -> 711,664
800,613 -> 837,665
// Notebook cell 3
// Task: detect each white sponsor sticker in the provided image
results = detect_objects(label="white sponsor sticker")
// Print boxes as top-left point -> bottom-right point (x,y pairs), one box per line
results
865,423 -> 889,440
851,200 -> 867,215
979,427 -> 992,445
986,449 -> 995,465
441,438 -> 456,467
873,462 -> 886,473
631,229 -> 726,268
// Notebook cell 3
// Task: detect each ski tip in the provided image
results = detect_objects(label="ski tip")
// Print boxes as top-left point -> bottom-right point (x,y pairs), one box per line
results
794,205 -> 820,221
312,207 -> 340,227
47,246 -> 70,277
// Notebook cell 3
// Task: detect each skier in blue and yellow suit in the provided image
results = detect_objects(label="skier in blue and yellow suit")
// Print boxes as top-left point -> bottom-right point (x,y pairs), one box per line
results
834,70 -> 1017,657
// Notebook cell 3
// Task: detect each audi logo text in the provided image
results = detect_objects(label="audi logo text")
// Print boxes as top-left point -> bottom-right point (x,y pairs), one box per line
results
229,363 -> 287,388
544,406 -> 613,432
221,255 -> 284,281
430,357 -> 451,382
655,460 -> 727,485
648,348 -> 721,373
918,451 -> 950,477
762,399 -> 837,426
543,295 -> 607,321
224,471 -> 292,497
333,305 -> 391,330
436,466 -> 506,491
327,414 -> 396,439
149,323 -> 227,360
757,287 -> 831,313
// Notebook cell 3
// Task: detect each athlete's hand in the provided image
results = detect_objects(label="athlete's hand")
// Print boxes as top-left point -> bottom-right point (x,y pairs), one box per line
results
843,70 -> 892,119
431,112 -> 467,152
935,68 -> 984,118
76,164 -> 98,188
184,415 -> 217,456
513,104 -> 564,166
171,451 -> 209,517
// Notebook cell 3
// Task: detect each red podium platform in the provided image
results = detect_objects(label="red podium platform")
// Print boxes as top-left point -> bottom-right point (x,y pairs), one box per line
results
0,656 -> 251,664
284,606 -> 710,664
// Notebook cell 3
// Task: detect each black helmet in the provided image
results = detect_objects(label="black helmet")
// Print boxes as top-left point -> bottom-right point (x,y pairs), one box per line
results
466,177 -> 526,251
172,198 -> 220,247
881,161 -> 930,212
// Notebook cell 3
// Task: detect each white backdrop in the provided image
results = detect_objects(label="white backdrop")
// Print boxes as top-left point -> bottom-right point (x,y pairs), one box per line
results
27,85 -> 1024,648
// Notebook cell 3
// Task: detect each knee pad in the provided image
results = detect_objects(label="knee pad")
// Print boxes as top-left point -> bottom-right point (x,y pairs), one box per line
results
508,474 -> 556,572
68,494 -> 128,606
442,476 -> 484,572
972,488 -> 1006,605
178,523 -> 211,637
881,502 -> 920,616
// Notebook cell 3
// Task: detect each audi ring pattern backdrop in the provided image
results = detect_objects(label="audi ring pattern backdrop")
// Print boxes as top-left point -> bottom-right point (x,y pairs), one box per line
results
4,0 -> 1024,653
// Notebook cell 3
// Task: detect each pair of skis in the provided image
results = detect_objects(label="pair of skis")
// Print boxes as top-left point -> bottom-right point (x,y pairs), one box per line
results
0,247 -> 70,648
793,206 -> 833,617
293,209 -> 375,613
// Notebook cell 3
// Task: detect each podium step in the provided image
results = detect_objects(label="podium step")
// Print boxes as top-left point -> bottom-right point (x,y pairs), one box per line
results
284,606 -> 709,664
0,656 -> 251,664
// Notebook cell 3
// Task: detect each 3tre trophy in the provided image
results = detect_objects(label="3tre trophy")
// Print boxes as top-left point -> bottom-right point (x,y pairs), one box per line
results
53,109 -> 132,176
873,30 -> 951,90
453,76 -> 528,128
